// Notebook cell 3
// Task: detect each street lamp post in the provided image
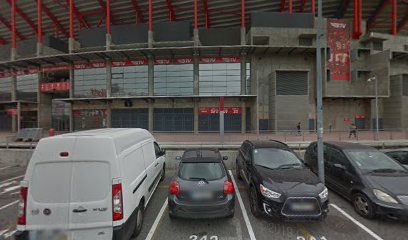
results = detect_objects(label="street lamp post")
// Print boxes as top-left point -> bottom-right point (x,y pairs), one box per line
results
368,76 -> 379,140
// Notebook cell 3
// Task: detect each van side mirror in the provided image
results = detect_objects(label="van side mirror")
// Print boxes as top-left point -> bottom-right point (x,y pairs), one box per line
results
160,150 -> 166,156
223,156 -> 228,161
175,156 -> 181,160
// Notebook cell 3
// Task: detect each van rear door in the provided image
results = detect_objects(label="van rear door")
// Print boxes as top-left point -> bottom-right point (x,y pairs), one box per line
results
68,137 -> 114,240
26,138 -> 76,230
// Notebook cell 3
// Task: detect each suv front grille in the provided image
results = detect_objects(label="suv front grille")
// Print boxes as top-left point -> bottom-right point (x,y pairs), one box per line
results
281,197 -> 321,217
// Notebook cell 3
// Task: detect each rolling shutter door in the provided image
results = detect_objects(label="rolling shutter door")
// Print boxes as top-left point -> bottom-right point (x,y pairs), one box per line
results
276,71 -> 308,95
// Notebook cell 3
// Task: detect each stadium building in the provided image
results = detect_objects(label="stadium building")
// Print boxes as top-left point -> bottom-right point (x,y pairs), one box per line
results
0,0 -> 408,134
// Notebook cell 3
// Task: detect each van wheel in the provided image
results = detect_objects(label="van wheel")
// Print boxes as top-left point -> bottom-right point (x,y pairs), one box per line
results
132,203 -> 144,237
353,193 -> 375,219
160,166 -> 165,182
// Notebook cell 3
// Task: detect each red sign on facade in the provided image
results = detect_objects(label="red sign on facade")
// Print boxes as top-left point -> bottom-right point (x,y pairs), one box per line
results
73,62 -> 106,70
40,82 -> 70,92
327,19 -> 351,81
0,72 -> 11,78
5,108 -> 17,116
112,59 -> 148,67
199,107 -> 242,115
42,65 -> 70,72
200,57 -> 241,64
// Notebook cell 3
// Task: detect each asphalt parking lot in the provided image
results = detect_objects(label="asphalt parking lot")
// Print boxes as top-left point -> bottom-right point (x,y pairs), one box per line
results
0,167 -> 407,240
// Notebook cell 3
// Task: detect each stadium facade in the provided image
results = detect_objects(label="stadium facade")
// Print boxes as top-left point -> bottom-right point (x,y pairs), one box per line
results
0,0 -> 408,133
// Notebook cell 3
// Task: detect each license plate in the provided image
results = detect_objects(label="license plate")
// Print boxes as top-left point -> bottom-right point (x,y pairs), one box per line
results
290,203 -> 316,211
30,231 -> 67,240
192,192 -> 213,200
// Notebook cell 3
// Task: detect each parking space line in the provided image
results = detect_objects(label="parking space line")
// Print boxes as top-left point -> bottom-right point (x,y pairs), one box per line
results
0,175 -> 24,185
145,199 -> 168,240
0,166 -> 12,171
0,200 -> 19,212
229,170 -> 256,240
330,204 -> 383,240
296,224 -> 313,240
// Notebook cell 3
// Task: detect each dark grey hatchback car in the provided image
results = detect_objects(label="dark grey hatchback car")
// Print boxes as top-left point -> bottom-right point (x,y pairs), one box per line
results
168,149 -> 235,219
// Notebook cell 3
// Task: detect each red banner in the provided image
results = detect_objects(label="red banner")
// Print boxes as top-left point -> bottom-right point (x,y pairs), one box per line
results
199,107 -> 242,115
327,19 -> 351,81
5,108 -> 17,116
73,62 -> 106,69
0,72 -> 11,78
42,65 -> 70,72
175,58 -> 193,64
200,57 -> 241,64
154,58 -> 172,65
112,59 -> 148,67
40,82 -> 70,92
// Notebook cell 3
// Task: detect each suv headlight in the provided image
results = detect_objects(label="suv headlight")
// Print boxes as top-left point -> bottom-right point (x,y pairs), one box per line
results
373,189 -> 398,204
260,184 -> 281,199
319,187 -> 329,200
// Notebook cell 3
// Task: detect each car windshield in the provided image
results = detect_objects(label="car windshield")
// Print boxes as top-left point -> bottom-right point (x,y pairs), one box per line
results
253,148 -> 303,169
346,150 -> 407,173
182,150 -> 221,160
179,162 -> 225,181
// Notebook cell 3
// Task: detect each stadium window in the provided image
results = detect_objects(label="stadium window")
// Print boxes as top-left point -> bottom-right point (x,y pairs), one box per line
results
199,63 -> 241,96
112,66 -> 148,97
74,68 -> 107,98
0,77 -> 11,101
154,64 -> 194,96
17,74 -> 38,102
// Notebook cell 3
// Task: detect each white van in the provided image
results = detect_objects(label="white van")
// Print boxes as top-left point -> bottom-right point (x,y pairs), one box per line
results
15,128 -> 166,240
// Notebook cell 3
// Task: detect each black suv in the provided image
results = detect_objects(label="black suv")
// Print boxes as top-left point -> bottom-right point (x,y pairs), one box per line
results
236,140 -> 329,221
305,141 -> 408,220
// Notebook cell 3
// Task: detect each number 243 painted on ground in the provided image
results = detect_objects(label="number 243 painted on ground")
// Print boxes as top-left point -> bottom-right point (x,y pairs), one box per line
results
189,235 -> 218,240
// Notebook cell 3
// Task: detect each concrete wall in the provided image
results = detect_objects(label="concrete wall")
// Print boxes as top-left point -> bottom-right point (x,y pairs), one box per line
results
383,75 -> 403,129
199,28 -> 241,46
0,149 -> 33,167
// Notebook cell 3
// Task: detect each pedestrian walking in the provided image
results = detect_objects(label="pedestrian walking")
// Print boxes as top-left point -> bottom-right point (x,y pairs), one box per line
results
296,122 -> 301,136
349,123 -> 357,138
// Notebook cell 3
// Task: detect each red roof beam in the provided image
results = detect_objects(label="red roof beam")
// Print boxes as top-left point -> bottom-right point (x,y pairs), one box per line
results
280,0 -> 286,12
0,38 -> 7,45
5,0 -> 37,35
166,0 -> 176,21
299,0 -> 307,12
0,16 -> 25,40
39,1 -> 69,38
65,0 -> 90,29
203,0 -> 210,28
391,0 -> 397,35
97,0 -> 118,25
367,0 -> 390,31
397,10 -> 408,33
131,0 -> 145,23
81,9 -> 103,17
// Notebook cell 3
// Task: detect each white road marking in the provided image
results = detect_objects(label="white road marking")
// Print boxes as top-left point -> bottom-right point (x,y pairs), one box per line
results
10,191 -> 20,196
330,204 -> 383,240
0,200 -> 19,212
3,185 -> 20,193
0,181 -> 16,189
4,229 -> 16,238
0,166 -> 12,171
0,175 -> 24,185
229,170 -> 256,240
145,199 -> 168,240
0,229 -> 8,237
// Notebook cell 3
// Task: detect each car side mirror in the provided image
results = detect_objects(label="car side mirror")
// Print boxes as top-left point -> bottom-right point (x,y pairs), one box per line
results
223,156 -> 228,161
175,156 -> 181,160
334,163 -> 346,170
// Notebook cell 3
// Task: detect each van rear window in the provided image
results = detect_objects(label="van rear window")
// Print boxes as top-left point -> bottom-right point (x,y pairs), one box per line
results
31,162 -> 72,203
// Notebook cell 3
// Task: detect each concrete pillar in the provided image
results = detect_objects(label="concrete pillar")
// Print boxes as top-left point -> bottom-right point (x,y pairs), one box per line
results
193,54 -> 199,96
106,34 -> 112,51
11,73 -> 17,132
69,65 -> 74,132
241,101 -> 246,133
36,42 -> 43,57
148,56 -> 154,96
106,103 -> 111,128
194,100 -> 199,134
241,27 -> 246,46
148,101 -> 154,132
37,73 -> 52,130
106,61 -> 112,98
16,102 -> 21,132
240,53 -> 247,95
148,31 -> 154,48
10,48 -> 17,61
194,29 -> 200,47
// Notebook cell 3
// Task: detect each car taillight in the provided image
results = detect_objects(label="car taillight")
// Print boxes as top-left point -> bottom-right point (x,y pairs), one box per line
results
17,184 -> 28,225
224,180 -> 234,195
112,181 -> 123,221
169,180 -> 180,195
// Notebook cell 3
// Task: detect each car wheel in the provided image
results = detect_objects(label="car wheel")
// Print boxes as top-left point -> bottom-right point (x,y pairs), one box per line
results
226,212 -> 235,218
236,162 -> 242,180
160,166 -> 165,182
249,186 -> 262,218
353,193 -> 375,219
132,202 -> 144,237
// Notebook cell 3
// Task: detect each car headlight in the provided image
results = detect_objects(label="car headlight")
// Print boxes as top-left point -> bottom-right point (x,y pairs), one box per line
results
319,187 -> 329,199
260,184 -> 281,199
373,189 -> 398,204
